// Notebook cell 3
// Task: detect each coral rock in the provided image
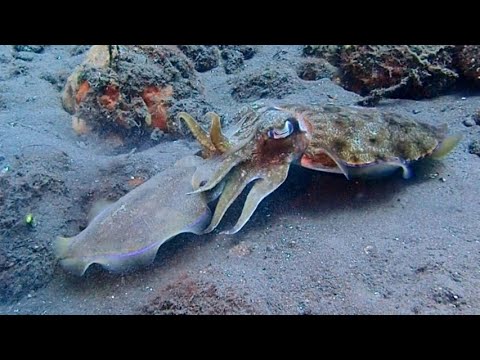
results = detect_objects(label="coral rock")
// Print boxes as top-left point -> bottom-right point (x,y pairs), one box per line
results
61,45 -> 203,138
456,45 -> 480,85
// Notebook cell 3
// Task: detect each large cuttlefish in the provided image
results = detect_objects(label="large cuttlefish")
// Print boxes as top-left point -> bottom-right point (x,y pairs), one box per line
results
178,104 -> 461,234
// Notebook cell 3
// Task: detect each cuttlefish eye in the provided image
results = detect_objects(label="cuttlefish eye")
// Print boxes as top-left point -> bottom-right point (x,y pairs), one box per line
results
267,118 -> 299,139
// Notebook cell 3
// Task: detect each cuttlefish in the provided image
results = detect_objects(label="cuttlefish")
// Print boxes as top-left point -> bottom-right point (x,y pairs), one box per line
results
178,104 -> 461,234
54,156 -> 218,275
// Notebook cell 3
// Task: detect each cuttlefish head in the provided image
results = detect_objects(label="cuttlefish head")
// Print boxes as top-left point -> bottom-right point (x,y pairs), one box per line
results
177,106 -> 310,234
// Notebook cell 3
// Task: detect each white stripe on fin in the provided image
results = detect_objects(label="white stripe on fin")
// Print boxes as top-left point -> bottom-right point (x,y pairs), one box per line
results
345,158 -> 412,179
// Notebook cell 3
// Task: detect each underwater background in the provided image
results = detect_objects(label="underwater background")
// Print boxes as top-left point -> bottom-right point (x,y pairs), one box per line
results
0,45 -> 479,314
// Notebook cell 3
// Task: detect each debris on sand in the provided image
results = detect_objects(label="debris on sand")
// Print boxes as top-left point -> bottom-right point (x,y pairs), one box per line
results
137,276 -> 253,315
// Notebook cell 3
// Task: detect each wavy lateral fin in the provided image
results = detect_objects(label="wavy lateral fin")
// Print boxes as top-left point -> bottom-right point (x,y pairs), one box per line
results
53,236 -> 73,259
87,199 -> 115,224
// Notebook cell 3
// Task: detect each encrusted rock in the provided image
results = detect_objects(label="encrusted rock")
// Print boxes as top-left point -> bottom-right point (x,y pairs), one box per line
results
61,45 -> 206,138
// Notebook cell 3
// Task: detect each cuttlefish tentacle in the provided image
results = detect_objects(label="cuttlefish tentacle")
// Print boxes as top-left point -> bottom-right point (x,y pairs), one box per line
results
222,162 -> 291,235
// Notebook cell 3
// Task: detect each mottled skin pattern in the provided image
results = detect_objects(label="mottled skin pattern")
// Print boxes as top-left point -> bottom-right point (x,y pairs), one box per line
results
181,104 -> 460,233
284,104 -> 441,165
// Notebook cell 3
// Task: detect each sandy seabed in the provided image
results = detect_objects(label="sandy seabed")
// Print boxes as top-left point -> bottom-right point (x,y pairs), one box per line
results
0,45 -> 479,314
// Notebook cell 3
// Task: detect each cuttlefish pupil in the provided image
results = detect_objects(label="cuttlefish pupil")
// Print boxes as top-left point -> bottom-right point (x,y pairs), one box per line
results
267,118 -> 298,139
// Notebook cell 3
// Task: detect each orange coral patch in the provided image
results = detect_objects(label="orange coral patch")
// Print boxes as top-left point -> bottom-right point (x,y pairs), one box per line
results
141,85 -> 173,131
99,85 -> 120,111
76,81 -> 90,104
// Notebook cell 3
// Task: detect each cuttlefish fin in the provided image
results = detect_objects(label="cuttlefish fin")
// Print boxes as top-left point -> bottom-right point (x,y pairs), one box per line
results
87,199 -> 115,224
205,112 -> 231,153
59,257 -> 92,277
350,158 -> 413,179
55,236 -> 92,276
59,244 -> 161,276
300,156 -> 344,175
301,149 -> 351,180
53,236 -> 73,259
223,163 -> 290,235
203,167 -> 258,234
431,134 -> 462,159
390,159 -> 412,179
99,242 -> 165,273
177,112 -> 216,156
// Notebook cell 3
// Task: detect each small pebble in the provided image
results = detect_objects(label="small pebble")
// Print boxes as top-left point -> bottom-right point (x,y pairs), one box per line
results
13,45 -> 44,53
463,119 -> 475,127
363,245 -> 374,255
469,140 -> 480,156
13,52 -> 34,62
412,109 -> 421,114
472,111 -> 480,125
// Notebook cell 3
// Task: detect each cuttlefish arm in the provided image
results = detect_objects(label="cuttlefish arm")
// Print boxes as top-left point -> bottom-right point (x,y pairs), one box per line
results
206,112 -> 230,153
177,112 -> 231,158
177,112 -> 217,157
221,162 -> 290,234
181,109 -> 310,234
